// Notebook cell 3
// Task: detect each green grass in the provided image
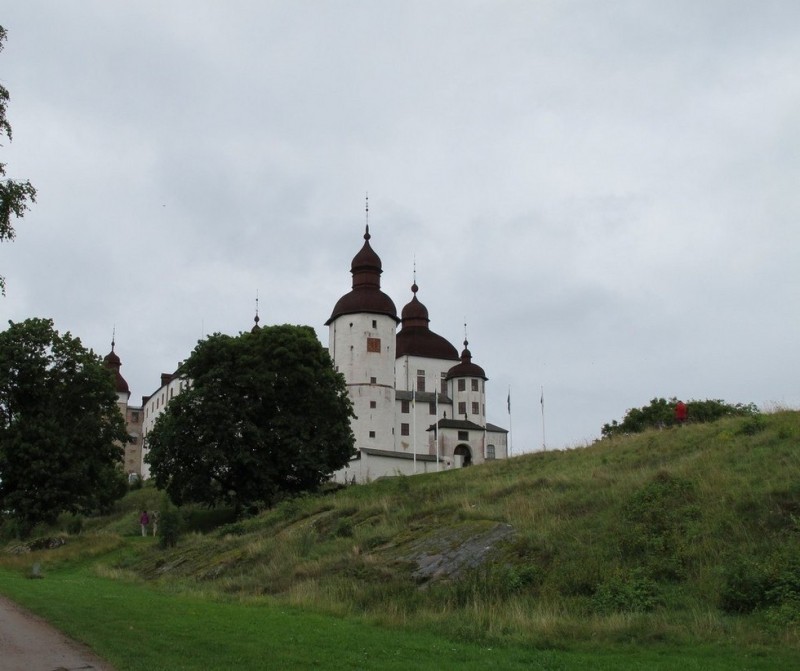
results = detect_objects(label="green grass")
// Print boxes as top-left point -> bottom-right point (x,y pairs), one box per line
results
2,410 -> 800,668
1,562 -> 796,671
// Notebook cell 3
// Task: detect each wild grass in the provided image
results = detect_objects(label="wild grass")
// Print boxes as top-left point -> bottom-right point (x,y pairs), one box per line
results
2,410 -> 800,665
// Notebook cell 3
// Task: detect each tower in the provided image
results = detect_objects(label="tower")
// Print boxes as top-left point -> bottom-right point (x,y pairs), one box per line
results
326,225 -> 400,450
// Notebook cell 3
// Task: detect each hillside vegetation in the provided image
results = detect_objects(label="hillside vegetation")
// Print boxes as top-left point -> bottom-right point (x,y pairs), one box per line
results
5,411 -> 800,652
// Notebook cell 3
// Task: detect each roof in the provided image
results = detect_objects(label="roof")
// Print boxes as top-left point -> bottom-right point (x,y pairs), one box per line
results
396,284 -> 459,360
357,447 -> 443,462
326,226 -> 399,325
446,340 -> 487,381
102,344 -> 130,395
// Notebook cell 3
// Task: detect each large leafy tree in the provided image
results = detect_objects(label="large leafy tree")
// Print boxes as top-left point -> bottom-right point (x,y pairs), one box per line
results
0,318 -> 128,535
146,324 -> 355,513
0,26 -> 37,294
602,397 -> 759,438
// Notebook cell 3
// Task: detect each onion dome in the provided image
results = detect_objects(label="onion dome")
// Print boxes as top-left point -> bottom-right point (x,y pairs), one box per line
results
326,225 -> 399,325
446,339 -> 487,381
396,283 -> 459,360
102,340 -> 130,394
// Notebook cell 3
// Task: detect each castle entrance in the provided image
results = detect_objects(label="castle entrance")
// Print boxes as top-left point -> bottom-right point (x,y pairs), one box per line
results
454,444 -> 472,466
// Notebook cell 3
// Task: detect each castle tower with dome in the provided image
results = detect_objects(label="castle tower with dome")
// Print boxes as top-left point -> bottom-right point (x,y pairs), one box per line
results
329,226 -> 508,483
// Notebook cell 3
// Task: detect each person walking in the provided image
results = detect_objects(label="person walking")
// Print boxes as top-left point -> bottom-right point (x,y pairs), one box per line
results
675,400 -> 688,426
139,510 -> 150,537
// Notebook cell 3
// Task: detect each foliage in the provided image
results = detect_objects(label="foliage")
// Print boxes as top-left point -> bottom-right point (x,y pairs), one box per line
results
157,502 -> 183,549
146,324 -> 355,514
720,553 -> 800,622
0,318 -> 128,535
602,397 -> 759,438
0,26 -> 37,295
619,471 -> 699,580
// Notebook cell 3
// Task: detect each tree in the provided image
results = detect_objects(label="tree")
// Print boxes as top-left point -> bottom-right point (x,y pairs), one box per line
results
0,318 -> 128,535
0,25 -> 37,294
145,324 -> 355,514
601,397 -> 759,439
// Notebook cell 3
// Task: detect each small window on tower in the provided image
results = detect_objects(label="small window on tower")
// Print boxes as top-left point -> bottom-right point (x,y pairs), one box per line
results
472,402 -> 480,415
441,373 -> 447,395
458,379 -> 466,392
458,401 -> 466,415
401,423 -> 410,436
429,402 -> 436,415
416,370 -> 425,392
367,337 -> 381,353
369,431 -> 376,438
370,376 -> 377,384
401,400 -> 410,413
471,379 -> 479,392
372,319 -> 377,328
370,400 -> 376,409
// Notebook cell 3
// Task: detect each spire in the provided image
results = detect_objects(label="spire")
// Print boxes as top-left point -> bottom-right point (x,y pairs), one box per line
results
111,325 -> 116,352
251,291 -> 261,332
365,192 -> 370,240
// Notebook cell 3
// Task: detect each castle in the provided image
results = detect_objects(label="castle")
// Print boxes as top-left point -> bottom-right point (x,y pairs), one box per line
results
108,224 -> 509,483
327,225 -> 508,482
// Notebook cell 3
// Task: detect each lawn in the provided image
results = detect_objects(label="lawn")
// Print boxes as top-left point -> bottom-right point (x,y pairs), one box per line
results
0,563 -> 795,671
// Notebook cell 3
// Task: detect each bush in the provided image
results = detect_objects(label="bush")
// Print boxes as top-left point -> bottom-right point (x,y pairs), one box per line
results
592,570 -> 661,614
158,505 -> 184,549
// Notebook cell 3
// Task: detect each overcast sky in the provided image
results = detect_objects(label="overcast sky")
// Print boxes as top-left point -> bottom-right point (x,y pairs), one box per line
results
2,1 -> 798,452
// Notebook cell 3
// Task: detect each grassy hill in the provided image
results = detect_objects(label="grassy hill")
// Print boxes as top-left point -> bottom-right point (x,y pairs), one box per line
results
3,410 -> 800,655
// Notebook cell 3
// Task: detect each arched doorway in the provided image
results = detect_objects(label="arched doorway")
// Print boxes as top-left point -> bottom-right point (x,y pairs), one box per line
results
454,444 -> 472,467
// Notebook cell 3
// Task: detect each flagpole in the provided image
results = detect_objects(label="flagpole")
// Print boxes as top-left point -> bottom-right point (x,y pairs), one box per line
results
412,388 -> 417,474
540,385 -> 546,451
507,385 -> 512,458
435,389 -> 441,471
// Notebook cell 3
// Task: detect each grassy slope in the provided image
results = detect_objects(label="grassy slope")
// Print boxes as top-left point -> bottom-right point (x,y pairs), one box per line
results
2,410 -> 800,668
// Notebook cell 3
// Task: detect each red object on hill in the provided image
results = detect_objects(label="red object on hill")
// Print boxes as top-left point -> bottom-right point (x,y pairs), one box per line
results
675,401 -> 688,424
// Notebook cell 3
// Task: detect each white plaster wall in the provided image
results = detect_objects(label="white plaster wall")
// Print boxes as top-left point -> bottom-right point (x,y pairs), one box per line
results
329,312 -> 397,450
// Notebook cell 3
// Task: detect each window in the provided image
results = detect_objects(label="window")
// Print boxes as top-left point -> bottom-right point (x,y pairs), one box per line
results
429,401 -> 436,415
372,319 -> 377,328
370,400 -> 376,409
369,431 -> 376,438
401,423 -> 410,436
458,430 -> 469,441
401,400 -> 410,413
416,369 -> 425,392
487,444 -> 496,460
458,379 -> 465,392
131,411 -> 139,422
471,379 -> 479,392
370,376 -> 377,384
441,373 -> 447,395
367,337 -> 381,353
472,402 -> 480,415
458,402 -> 466,416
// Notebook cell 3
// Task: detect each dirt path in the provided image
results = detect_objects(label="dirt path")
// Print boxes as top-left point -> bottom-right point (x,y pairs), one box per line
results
0,595 -> 115,671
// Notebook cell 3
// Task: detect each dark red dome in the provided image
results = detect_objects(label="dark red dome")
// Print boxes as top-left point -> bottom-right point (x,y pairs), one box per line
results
103,344 -> 130,394
326,226 -> 399,324
446,340 -> 487,381
396,284 -> 459,360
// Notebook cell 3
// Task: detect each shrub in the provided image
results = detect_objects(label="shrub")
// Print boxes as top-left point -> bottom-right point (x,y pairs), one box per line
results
592,570 -> 661,614
158,505 -> 184,549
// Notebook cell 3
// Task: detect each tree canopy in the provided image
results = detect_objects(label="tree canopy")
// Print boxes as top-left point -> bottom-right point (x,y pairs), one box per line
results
602,397 -> 759,439
0,25 -> 37,294
145,324 -> 355,513
0,318 -> 128,535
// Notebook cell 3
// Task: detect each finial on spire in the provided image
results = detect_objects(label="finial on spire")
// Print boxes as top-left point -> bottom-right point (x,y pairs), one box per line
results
111,325 -> 116,352
411,255 -> 418,294
464,321 -> 468,349
254,291 -> 260,326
